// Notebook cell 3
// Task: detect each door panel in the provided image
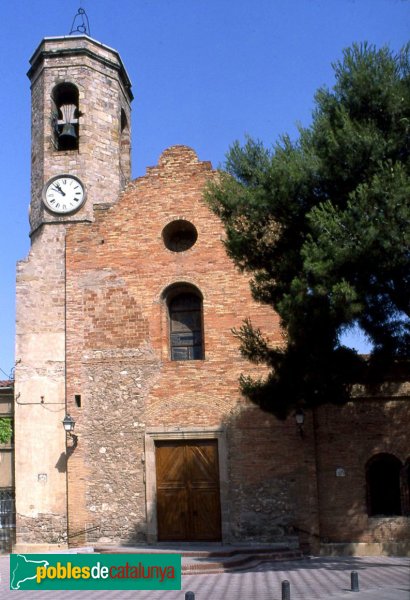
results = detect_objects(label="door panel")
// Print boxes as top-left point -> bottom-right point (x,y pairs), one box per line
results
156,443 -> 187,541
156,444 -> 186,484
157,488 -> 188,540
188,443 -> 219,481
190,488 -> 221,540
155,440 -> 222,541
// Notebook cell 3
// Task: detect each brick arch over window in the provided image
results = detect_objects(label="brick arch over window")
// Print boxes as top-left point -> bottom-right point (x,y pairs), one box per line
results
163,284 -> 204,361
366,453 -> 403,517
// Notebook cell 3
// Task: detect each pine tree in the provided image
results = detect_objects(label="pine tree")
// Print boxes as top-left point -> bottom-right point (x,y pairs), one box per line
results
207,43 -> 410,418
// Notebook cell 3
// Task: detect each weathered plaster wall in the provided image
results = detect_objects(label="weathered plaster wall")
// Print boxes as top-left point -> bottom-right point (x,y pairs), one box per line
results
14,225 -> 68,549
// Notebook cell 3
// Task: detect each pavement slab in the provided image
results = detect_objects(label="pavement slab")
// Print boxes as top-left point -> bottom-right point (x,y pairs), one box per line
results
0,554 -> 409,599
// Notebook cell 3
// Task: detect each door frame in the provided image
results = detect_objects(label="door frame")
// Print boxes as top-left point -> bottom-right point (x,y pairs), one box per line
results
145,428 -> 229,543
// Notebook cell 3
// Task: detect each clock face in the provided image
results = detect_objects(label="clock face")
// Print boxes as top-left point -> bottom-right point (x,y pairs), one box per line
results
43,174 -> 86,214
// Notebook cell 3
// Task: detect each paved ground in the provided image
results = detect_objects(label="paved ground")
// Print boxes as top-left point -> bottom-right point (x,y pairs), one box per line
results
1,554 -> 409,599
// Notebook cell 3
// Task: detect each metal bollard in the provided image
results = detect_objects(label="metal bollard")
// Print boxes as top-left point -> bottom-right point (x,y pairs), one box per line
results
281,579 -> 291,600
351,571 -> 359,592
185,592 -> 195,600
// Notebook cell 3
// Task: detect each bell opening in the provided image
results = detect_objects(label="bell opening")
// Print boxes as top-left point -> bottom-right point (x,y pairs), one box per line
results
53,83 -> 79,151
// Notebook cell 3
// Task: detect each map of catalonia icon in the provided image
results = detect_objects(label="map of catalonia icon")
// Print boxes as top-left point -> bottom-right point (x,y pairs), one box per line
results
10,554 -> 50,590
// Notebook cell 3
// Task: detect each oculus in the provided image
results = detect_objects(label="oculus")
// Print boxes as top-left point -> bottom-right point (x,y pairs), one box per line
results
162,220 -> 198,252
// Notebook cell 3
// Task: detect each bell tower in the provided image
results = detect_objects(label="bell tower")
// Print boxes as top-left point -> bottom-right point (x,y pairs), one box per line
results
14,36 -> 132,551
28,35 -> 133,233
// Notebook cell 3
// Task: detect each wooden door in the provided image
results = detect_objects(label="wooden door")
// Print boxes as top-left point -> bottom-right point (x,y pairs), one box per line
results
155,440 -> 222,541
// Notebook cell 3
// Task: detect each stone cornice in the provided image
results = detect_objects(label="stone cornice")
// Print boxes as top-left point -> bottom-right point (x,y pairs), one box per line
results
27,36 -> 133,101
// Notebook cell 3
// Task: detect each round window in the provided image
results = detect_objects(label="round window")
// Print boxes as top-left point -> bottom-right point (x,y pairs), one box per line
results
162,220 -> 198,252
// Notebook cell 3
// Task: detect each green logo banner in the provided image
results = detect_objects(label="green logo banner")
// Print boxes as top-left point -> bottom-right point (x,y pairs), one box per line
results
10,553 -> 181,590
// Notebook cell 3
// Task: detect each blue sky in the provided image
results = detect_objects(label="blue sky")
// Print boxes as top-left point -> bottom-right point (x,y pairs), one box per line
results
0,0 -> 408,378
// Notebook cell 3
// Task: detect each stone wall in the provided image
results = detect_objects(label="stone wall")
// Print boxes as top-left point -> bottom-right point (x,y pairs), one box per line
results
226,405 -> 319,545
16,513 -> 67,546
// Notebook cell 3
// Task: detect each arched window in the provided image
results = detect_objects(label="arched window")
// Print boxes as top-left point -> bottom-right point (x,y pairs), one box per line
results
167,287 -> 204,361
119,108 -> 131,186
52,83 -> 79,151
366,454 -> 403,517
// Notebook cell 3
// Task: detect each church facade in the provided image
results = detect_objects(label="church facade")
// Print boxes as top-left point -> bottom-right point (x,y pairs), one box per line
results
13,35 -> 410,555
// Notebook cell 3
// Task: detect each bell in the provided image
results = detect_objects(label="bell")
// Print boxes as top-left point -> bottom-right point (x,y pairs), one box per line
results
59,123 -> 77,142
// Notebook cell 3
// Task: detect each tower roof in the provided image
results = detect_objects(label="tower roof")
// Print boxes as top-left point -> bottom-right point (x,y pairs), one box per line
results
27,35 -> 133,101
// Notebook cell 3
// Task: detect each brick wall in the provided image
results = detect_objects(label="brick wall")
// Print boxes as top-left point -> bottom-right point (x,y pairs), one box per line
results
315,393 -> 410,548
19,122 -> 409,550
64,145 -> 410,551
65,145 -> 312,545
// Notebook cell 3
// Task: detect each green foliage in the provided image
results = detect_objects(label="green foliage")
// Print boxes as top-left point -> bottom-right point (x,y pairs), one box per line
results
206,43 -> 410,417
0,418 -> 12,444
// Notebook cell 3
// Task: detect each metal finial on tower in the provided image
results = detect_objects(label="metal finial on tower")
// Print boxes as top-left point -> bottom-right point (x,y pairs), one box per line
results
69,7 -> 91,36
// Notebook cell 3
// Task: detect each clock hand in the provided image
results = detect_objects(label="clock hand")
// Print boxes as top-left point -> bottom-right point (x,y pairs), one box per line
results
53,183 -> 66,196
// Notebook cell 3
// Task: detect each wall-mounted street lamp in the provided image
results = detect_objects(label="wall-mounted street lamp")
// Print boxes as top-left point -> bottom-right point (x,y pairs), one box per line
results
295,409 -> 305,438
62,414 -> 75,432
62,414 -> 78,447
